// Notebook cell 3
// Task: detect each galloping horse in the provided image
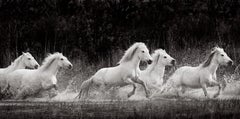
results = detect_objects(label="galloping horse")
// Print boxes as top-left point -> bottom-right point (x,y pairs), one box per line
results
161,47 -> 233,98
77,42 -> 153,99
0,52 -> 39,74
119,49 -> 175,99
0,52 -> 39,96
141,49 -> 175,92
6,52 -> 72,100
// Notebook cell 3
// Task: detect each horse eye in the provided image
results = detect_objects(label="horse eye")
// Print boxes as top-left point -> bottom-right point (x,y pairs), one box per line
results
60,58 -> 64,60
28,58 -> 31,60
142,51 -> 145,53
164,56 -> 167,58
221,54 -> 224,57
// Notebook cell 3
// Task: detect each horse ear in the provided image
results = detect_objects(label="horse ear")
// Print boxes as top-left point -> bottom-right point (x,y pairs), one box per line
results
46,53 -> 51,57
22,52 -> 26,55
211,47 -> 217,52
213,45 -> 220,49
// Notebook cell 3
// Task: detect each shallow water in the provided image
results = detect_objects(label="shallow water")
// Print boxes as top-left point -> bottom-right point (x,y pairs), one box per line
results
1,99 -> 240,119
1,81 -> 240,119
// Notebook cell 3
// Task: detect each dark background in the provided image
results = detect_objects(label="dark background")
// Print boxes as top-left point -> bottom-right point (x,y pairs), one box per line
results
0,0 -> 239,68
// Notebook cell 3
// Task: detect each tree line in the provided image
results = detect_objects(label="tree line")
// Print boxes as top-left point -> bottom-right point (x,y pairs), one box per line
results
0,0 -> 239,67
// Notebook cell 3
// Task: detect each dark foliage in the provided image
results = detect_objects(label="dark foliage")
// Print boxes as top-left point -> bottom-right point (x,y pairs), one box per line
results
0,0 -> 240,67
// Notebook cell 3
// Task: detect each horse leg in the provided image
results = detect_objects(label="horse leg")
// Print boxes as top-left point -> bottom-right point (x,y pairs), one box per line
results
149,85 -> 161,98
174,85 -> 181,97
78,85 -> 89,100
15,88 -> 27,100
128,84 -> 136,98
181,86 -> 186,94
201,83 -> 210,98
85,85 -> 92,99
210,80 -> 221,98
131,77 -> 150,98
123,78 -> 137,98
98,83 -> 108,98
0,87 -> 3,100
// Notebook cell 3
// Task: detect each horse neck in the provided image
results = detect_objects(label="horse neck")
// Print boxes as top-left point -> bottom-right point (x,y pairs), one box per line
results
207,57 -> 219,74
147,63 -> 165,80
5,61 -> 25,73
127,55 -> 141,70
40,60 -> 59,76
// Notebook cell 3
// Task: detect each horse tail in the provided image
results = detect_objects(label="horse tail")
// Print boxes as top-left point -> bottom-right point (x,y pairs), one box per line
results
76,77 -> 94,99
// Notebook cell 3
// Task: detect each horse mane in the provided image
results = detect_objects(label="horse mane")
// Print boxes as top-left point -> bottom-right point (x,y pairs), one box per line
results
40,52 -> 62,70
118,42 -> 145,64
202,50 -> 217,68
7,54 -> 24,68
148,49 -> 164,72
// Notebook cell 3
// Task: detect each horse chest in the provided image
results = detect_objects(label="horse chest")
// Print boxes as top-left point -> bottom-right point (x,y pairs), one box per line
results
39,75 -> 56,84
130,70 -> 139,78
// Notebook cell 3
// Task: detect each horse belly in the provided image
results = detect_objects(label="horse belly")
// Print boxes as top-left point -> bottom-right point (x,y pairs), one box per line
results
105,75 -> 123,87
182,72 -> 201,88
103,67 -> 123,85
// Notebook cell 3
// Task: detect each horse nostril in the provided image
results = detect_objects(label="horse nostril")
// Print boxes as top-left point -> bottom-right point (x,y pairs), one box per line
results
171,60 -> 176,65
68,65 -> 73,69
34,65 -> 38,69
228,61 -> 233,66
147,60 -> 152,64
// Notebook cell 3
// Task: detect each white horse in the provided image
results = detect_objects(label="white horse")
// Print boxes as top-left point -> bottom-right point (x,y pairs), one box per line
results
6,52 -> 72,100
161,47 -> 233,98
118,49 -> 175,99
0,52 -> 39,74
77,42 -> 153,99
0,52 -> 39,96
141,49 -> 175,92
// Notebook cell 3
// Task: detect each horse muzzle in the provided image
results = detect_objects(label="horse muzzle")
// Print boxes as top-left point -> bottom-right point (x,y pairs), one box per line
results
147,59 -> 153,64
171,59 -> 176,66
34,65 -> 39,69
68,64 -> 73,69
227,60 -> 233,66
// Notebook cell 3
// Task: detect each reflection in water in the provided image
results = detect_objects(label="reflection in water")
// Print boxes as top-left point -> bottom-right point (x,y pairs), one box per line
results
0,100 -> 240,119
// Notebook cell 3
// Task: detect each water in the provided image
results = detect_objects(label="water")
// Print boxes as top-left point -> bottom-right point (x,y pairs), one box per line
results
1,99 -> 240,119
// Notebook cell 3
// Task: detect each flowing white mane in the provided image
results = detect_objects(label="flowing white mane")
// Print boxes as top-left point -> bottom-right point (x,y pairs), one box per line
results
118,42 -> 145,64
40,52 -> 63,70
147,49 -> 165,71
202,47 -> 223,67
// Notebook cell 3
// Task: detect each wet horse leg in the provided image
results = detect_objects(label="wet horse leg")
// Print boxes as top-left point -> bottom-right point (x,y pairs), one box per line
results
200,83 -> 210,98
181,86 -> 186,94
174,85 -> 181,97
128,84 -> 136,98
210,80 -> 221,98
98,83 -> 108,98
123,78 -> 137,98
131,77 -> 150,98
15,88 -> 28,100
